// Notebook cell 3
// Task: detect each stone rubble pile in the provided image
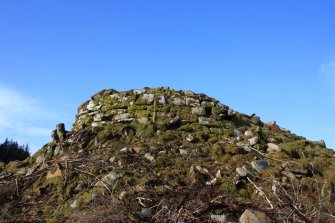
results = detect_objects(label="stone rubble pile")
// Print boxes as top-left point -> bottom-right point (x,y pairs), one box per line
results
1,87 -> 334,223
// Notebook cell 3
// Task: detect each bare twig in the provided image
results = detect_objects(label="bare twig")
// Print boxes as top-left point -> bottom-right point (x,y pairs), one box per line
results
247,177 -> 274,209
74,168 -> 113,195
249,146 -> 282,162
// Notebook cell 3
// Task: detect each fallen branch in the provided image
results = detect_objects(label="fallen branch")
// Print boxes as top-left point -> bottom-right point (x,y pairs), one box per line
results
247,177 -> 274,209
0,172 -> 13,180
73,168 -> 113,195
249,146 -> 282,162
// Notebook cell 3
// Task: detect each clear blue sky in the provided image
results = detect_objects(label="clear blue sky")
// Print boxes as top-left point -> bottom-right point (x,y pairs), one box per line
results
0,1 -> 335,153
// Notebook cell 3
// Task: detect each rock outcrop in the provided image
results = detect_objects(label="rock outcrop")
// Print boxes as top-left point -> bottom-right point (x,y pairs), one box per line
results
0,87 -> 334,223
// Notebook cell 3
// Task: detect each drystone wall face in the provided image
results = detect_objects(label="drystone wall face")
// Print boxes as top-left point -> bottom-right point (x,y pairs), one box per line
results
73,87 -> 237,132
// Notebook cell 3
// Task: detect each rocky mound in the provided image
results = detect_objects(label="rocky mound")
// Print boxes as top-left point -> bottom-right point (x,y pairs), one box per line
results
1,87 -> 335,223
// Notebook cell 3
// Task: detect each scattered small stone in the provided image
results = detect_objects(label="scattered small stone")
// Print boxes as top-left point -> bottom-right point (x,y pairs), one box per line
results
114,113 -> 134,122
236,165 -> 250,177
215,170 -> 222,179
239,209 -> 271,223
158,150 -> 167,155
53,146 -> 61,156
186,97 -> 200,106
243,146 -> 252,152
74,184 -> 83,192
158,95 -> 166,104
210,214 -> 227,223
109,157 -> 116,163
117,159 -> 123,166
179,149 -> 188,155
132,146 -> 142,154
198,117 -> 211,125
234,129 -> 243,137
167,116 -> 181,128
69,200 -> 77,209
281,128 -> 290,132
282,170 -> 296,181
138,208 -> 152,219
93,113 -> 103,122
25,166 -> 37,176
91,122 -> 99,127
201,101 -> 215,107
142,93 -> 155,102
133,89 -> 146,95
98,171 -> 122,186
228,109 -> 237,116
16,168 -> 26,175
172,97 -> 185,106
144,153 -> 155,162
191,107 -> 206,116
186,134 -> 194,142
86,100 -> 95,110
35,155 -> 45,164
267,143 -> 281,153
59,155 -> 69,161
244,130 -> 253,137
183,90 -> 194,96
120,147 -> 128,152
111,95 -> 122,100
206,178 -> 217,185
251,160 -> 269,173
248,136 -> 259,146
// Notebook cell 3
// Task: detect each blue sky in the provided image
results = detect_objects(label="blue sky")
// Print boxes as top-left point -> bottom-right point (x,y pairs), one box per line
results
0,1 -> 335,153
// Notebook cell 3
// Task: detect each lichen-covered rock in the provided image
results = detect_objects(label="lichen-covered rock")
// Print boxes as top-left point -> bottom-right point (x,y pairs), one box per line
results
171,97 -> 185,106
239,209 -> 271,223
210,214 -> 227,223
244,130 -> 253,137
198,117 -> 212,125
97,171 -> 122,186
158,95 -> 166,104
51,123 -> 67,142
267,143 -> 281,153
35,154 -> 45,164
248,136 -> 259,146
186,97 -> 200,106
251,160 -> 269,173
144,153 -> 155,162
134,89 -> 146,95
191,107 -> 206,116
114,113 -> 134,122
236,165 -> 251,177
137,117 -> 149,124
142,93 -> 155,102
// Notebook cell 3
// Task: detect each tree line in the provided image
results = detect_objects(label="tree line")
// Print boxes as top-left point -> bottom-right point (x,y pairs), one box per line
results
0,139 -> 30,164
